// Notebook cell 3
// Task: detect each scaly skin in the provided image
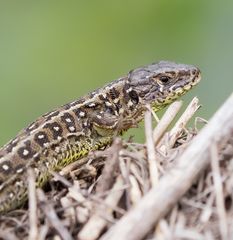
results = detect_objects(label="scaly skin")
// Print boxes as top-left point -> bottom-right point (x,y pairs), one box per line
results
0,61 -> 201,213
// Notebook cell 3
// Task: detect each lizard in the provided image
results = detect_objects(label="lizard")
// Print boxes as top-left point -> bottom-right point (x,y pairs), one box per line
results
0,61 -> 201,214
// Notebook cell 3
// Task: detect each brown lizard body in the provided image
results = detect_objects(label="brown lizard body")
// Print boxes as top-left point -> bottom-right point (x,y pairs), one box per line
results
0,61 -> 201,213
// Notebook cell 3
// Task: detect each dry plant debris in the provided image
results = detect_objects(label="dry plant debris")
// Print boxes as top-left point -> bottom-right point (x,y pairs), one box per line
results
0,95 -> 233,240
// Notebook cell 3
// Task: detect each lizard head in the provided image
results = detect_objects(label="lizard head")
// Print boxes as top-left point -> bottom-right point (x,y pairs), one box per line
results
126,60 -> 201,111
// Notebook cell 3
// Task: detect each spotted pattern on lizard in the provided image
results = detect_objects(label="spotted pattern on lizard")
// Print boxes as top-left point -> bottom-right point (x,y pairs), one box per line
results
0,61 -> 201,213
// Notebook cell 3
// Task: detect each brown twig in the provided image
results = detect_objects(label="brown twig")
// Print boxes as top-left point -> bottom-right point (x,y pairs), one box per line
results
153,100 -> 183,145
145,109 -> 158,187
28,168 -> 39,240
78,176 -> 125,240
158,97 -> 200,151
210,143 -> 229,240
37,189 -> 73,240
95,138 -> 122,193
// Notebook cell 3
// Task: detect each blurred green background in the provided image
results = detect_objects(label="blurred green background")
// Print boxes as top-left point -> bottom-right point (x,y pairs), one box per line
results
0,0 -> 233,146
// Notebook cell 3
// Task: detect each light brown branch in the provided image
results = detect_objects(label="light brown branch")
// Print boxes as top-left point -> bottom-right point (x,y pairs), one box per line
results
145,110 -> 158,187
210,143 -> 229,240
37,189 -> 73,240
78,176 -> 124,240
153,100 -> 183,145
28,169 -> 39,240
95,138 -> 122,193
158,97 -> 200,150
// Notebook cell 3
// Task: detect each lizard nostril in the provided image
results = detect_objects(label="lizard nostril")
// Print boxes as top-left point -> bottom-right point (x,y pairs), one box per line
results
192,68 -> 200,77
192,69 -> 197,75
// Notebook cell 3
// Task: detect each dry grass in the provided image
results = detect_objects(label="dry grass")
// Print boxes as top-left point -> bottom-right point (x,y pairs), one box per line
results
0,96 -> 233,240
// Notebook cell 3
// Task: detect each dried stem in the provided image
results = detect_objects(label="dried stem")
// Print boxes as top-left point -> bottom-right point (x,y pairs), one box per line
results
158,97 -> 200,150
210,143 -> 228,240
28,168 -> 38,240
145,110 -> 158,187
153,100 -> 183,145
78,176 -> 124,240
37,189 -> 73,240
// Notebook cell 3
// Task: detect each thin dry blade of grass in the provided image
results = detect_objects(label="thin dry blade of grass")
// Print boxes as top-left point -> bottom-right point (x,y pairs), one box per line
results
77,176 -> 124,240
37,189 -> 73,240
210,143 -> 229,240
153,100 -> 183,145
28,169 -> 38,240
145,109 -> 158,187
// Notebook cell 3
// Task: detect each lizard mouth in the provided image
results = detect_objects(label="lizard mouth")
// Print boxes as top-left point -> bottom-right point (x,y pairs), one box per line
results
150,69 -> 201,111
173,69 -> 201,94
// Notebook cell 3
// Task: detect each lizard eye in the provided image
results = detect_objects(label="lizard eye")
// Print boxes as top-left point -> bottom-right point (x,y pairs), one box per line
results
159,75 -> 171,84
